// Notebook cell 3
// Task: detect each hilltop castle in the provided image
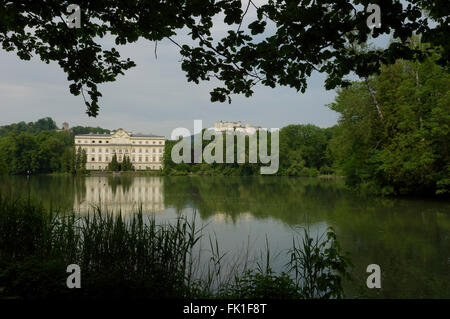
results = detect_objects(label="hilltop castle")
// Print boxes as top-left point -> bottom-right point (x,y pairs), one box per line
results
214,121 -> 261,134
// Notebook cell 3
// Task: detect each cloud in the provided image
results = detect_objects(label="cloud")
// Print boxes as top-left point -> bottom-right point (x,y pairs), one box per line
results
0,6 -> 340,138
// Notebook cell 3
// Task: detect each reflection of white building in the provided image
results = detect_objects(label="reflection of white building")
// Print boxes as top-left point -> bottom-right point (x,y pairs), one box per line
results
74,177 -> 164,215
75,128 -> 165,171
213,212 -> 253,223
214,121 -> 261,134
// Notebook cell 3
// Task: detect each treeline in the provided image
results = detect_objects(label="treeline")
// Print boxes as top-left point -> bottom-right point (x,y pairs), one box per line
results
0,117 -> 110,139
163,125 -> 335,177
163,47 -> 449,195
0,117 -> 58,138
0,132 -> 89,175
0,118 -> 98,175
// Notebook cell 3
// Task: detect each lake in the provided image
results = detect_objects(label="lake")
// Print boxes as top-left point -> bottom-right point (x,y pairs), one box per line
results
1,175 -> 449,298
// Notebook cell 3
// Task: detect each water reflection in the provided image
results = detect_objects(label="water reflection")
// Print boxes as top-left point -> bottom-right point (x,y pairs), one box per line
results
2,175 -> 450,298
74,176 -> 165,214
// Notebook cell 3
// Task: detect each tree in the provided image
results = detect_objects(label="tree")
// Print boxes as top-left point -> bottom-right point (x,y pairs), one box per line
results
74,146 -> 87,174
81,148 -> 87,172
328,50 -> 450,195
0,160 -> 7,176
108,153 -> 120,171
60,147 -> 74,173
9,133 -> 39,174
37,136 -> 65,173
1,1 -> 448,116
279,124 -> 330,171
121,155 -> 133,171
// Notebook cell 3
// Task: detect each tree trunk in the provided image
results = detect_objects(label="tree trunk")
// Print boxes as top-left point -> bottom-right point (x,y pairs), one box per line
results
365,77 -> 383,120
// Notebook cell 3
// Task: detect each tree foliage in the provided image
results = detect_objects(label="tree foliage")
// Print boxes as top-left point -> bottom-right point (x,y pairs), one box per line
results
0,117 -> 58,138
0,131 -> 75,174
163,126 -> 333,176
0,118 -> 95,175
1,1 -> 448,115
328,49 -> 450,195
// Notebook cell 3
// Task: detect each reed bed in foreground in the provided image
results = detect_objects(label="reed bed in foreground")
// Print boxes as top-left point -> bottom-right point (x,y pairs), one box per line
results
0,193 -> 351,299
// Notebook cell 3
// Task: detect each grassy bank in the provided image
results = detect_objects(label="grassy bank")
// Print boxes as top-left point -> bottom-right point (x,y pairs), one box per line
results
0,194 -> 351,299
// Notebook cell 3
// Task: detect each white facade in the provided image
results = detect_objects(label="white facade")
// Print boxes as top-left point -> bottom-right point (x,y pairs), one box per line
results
74,128 -> 165,170
214,121 -> 261,134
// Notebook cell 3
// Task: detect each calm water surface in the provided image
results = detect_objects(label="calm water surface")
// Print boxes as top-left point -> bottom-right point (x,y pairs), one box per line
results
2,175 -> 450,298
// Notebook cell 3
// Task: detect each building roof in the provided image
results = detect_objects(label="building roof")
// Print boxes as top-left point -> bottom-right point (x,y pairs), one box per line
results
130,134 -> 165,138
75,133 -> 165,138
75,134 -> 111,137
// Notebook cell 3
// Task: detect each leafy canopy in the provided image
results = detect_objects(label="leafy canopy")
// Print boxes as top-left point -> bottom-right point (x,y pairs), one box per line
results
1,0 -> 448,116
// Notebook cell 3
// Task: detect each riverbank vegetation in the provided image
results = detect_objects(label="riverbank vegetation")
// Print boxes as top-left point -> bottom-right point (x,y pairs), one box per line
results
0,193 -> 351,299
163,48 -> 449,196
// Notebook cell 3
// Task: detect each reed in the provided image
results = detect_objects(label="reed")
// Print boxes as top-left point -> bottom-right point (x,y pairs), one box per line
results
0,193 -> 351,299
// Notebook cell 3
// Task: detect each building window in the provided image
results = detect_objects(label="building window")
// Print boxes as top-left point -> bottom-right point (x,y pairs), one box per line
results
152,149 -> 155,153
99,156 -> 102,162
91,157 -> 95,162
92,140 -> 95,143
106,156 -> 109,161
106,149 -> 109,153
99,141 -> 102,143
145,156 -> 148,162
139,156 -> 142,162
159,141 -> 162,144
98,148 -> 102,153
125,149 -> 128,153
132,157 -> 135,161
106,141 -> 109,144
153,141 -> 156,144
139,141 -> 142,144
146,149 -> 149,153
153,157 -> 156,162
139,149 -> 142,153
92,148 -> 95,153
159,149 -> 162,153
159,157 -> 162,162
146,141 -> 148,144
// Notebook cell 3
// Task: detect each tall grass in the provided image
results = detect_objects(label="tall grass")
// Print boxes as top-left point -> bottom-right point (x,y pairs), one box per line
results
0,193 -> 351,299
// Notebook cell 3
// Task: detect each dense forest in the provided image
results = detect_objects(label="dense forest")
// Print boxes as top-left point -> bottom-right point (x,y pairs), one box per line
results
0,118 -> 100,175
164,51 -> 449,196
328,50 -> 449,195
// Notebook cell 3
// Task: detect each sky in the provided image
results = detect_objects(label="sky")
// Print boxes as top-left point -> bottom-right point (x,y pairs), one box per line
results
0,3 -> 353,139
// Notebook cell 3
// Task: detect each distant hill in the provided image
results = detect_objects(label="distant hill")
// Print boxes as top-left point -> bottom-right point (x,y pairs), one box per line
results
0,117 -> 110,138
0,117 -> 58,138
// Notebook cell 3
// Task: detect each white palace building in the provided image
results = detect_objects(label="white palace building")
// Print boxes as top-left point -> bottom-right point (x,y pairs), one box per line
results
75,128 -> 165,171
